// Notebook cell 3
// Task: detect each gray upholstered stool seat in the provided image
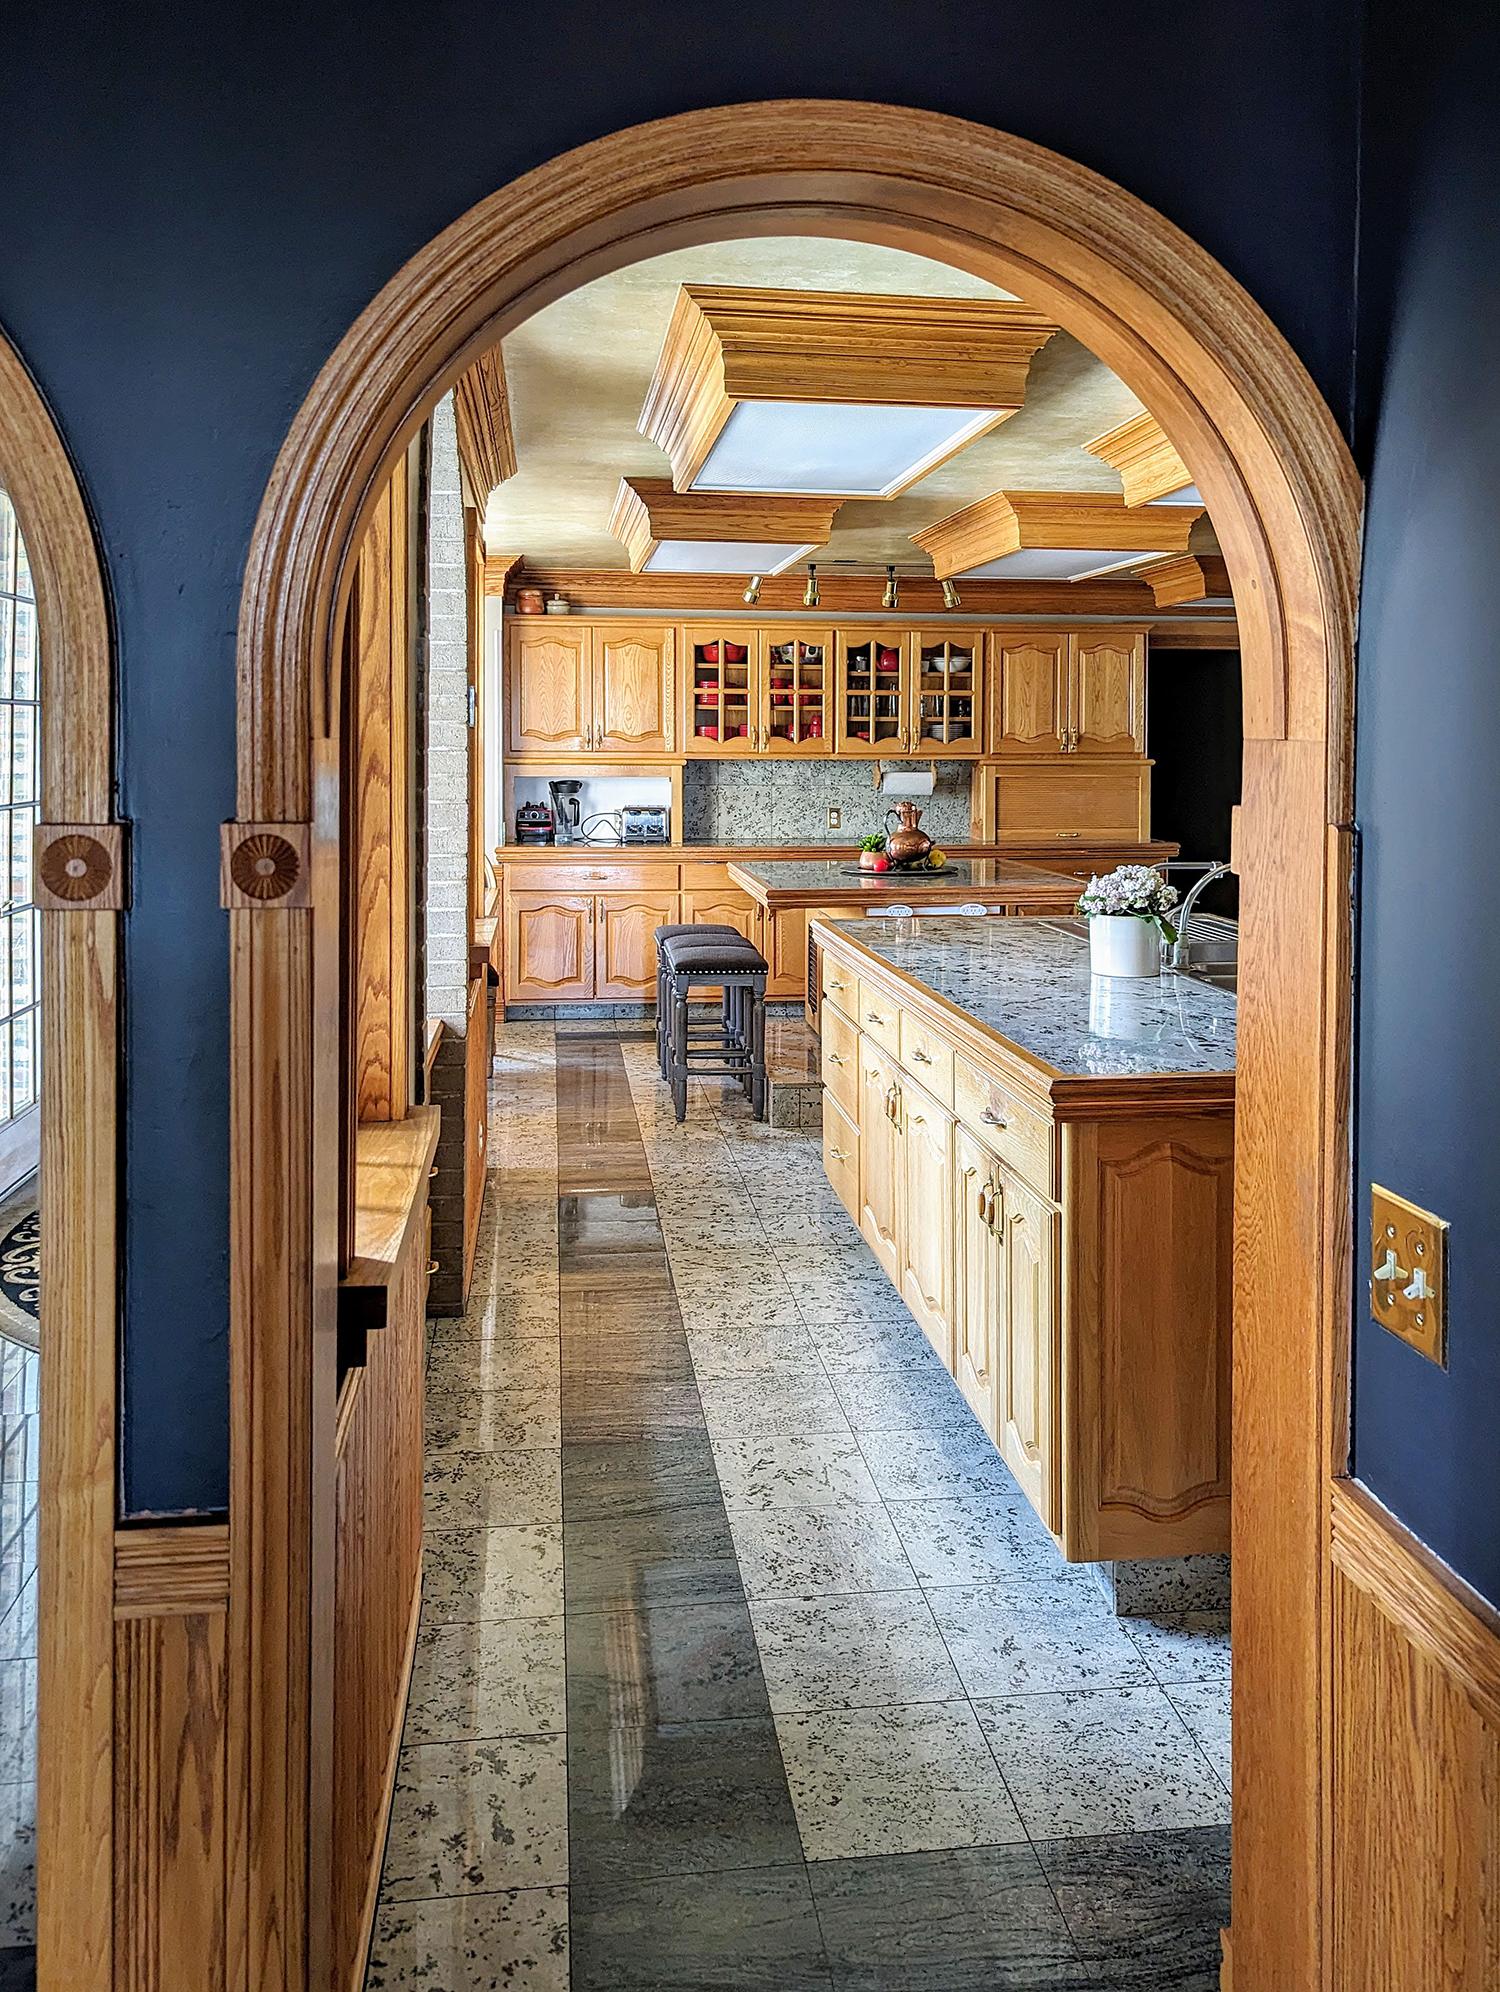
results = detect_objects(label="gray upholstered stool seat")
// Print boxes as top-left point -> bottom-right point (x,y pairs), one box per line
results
659,928 -> 769,1122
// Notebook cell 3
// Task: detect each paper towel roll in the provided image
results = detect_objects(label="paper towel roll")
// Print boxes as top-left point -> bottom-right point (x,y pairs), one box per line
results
878,766 -> 936,798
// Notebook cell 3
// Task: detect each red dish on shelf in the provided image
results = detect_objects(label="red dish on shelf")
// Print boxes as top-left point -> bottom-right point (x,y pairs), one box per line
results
724,642 -> 747,663
697,725 -> 719,739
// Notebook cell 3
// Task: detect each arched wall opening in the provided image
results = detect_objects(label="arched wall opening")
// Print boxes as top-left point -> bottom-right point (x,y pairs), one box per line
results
222,102 -> 1357,1992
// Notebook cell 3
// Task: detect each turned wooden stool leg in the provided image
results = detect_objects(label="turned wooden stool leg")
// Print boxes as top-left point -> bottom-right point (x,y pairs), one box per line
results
671,972 -> 689,1123
750,978 -> 768,1120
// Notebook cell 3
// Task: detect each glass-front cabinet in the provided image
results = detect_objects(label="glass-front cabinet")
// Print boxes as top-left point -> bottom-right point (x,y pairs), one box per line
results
759,627 -> 831,756
683,626 -> 758,755
835,630 -> 910,756
913,631 -> 984,755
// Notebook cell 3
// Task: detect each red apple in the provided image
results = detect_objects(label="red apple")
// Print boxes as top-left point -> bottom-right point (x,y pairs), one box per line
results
870,854 -> 890,872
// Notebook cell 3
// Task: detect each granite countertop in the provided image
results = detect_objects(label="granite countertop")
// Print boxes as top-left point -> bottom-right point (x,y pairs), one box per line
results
729,857 -> 1081,893
842,916 -> 1236,1079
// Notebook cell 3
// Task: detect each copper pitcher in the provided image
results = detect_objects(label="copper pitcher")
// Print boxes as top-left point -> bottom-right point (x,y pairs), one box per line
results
884,801 -> 932,866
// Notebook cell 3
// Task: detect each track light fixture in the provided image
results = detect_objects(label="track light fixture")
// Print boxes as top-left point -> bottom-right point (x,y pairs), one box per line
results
743,574 -> 762,605
941,578 -> 963,611
803,563 -> 819,607
882,565 -> 900,611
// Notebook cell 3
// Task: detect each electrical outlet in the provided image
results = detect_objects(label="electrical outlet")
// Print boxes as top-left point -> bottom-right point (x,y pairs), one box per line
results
1371,1184 -> 1449,1367
827,807 -> 841,829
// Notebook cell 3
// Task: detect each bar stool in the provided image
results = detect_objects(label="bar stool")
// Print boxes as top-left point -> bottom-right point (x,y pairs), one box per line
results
660,929 -> 769,1123
654,922 -> 740,1078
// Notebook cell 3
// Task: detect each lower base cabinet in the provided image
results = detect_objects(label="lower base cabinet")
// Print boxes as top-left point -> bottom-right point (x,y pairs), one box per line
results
507,888 -> 681,1001
820,936 -> 1231,1562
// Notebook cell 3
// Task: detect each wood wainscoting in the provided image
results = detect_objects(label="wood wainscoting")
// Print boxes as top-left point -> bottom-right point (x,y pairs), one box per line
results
112,1526 -> 232,1992
1328,1480 -> 1500,1989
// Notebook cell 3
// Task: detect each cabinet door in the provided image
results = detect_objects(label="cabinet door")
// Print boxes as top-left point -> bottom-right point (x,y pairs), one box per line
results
990,633 -> 1069,755
681,888 -> 761,946
1070,632 -> 1145,755
596,891 -> 680,1000
999,1167 -> 1060,1532
594,625 -> 675,753
913,631 -> 984,757
683,626 -> 759,754
899,1078 -> 954,1368
953,1124 -> 1002,1429
760,627 -> 833,755
506,626 -> 590,755
856,1039 -> 902,1283
836,630 -> 910,755
507,893 -> 595,1001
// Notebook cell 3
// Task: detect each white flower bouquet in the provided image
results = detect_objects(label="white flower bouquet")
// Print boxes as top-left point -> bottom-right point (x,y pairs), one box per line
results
1075,864 -> 1180,942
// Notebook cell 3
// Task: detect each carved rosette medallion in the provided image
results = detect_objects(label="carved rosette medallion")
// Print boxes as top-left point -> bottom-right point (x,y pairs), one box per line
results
34,823 -> 128,910
219,821 -> 312,910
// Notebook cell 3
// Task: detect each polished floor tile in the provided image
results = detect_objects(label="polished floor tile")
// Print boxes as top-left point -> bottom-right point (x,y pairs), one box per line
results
426,1338 -> 560,1396
974,1687 -> 1231,1839
855,1427 -> 1022,1504
750,1591 -> 961,1714
1122,1611 -> 1232,1688
423,1448 -> 562,1530
828,1366 -> 982,1437
562,1506 -> 745,1615
569,1864 -> 833,1992
812,1312 -> 948,1374
424,1386 -> 561,1455
561,1377 -> 707,1444
566,1600 -> 772,1730
886,1494 -> 1070,1590
728,1501 -> 917,1601
380,1734 -> 568,1900
1035,1824 -> 1231,1988
777,1700 -> 1027,1860
1165,1681 -> 1232,1789
404,1617 -> 566,1746
560,1433 -> 723,1521
927,1582 -> 1156,1697
683,1317 -> 822,1377
367,1884 -> 569,1990
698,1371 -> 851,1440
422,1527 -> 563,1624
808,1842 -> 1081,1991
712,1432 -> 880,1512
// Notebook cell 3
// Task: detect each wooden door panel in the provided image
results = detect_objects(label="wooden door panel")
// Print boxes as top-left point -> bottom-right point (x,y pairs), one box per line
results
506,628 -> 590,754
992,634 -> 1068,755
1071,633 -> 1145,754
595,625 -> 674,753
681,888 -> 761,945
900,1081 -> 954,1368
953,1124 -> 1000,1432
507,893 -> 594,1000
1001,1167 -> 1059,1532
596,891 -> 680,999
857,1040 -> 901,1283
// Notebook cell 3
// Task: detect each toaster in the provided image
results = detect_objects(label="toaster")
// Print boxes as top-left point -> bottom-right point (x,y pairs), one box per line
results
620,806 -> 669,844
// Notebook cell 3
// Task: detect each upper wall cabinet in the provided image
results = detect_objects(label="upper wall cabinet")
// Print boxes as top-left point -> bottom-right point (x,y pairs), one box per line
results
506,621 -> 676,757
835,629 -> 912,756
682,625 -> 835,756
988,628 -> 1146,758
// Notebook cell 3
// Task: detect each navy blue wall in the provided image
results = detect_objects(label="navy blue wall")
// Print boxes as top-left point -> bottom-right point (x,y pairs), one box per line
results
0,2 -> 1361,1512
1351,0 -> 1500,1602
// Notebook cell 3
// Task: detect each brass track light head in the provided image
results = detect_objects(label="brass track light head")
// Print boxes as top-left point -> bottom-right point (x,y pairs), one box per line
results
803,563 -> 819,607
941,578 -> 962,611
882,565 -> 899,611
743,574 -> 762,605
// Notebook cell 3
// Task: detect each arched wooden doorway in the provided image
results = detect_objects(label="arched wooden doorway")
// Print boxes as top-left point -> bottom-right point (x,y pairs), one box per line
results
229,103 -> 1359,1991
0,332 -> 122,1987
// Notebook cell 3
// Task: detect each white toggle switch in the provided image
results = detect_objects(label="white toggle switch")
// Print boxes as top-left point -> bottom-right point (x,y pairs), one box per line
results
1373,1249 -> 1404,1283
1403,1267 -> 1435,1302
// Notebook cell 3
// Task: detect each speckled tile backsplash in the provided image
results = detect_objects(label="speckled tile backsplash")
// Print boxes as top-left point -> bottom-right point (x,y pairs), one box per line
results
681,760 -> 974,844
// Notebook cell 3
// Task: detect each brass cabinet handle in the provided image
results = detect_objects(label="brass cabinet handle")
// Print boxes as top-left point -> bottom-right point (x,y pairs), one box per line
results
827,977 -> 846,991
980,1107 -> 1010,1129
911,1048 -> 932,1064
426,1259 -> 440,1275
829,1146 -> 849,1162
826,1051 -> 845,1066
866,1011 -> 887,1026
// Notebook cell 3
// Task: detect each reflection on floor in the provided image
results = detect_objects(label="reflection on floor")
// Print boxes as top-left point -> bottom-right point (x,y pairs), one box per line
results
367,1023 -> 1230,1989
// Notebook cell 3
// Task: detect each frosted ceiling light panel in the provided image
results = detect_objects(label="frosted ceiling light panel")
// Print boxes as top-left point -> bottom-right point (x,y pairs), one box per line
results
689,401 -> 1004,499
642,539 -> 819,575
958,547 -> 1152,581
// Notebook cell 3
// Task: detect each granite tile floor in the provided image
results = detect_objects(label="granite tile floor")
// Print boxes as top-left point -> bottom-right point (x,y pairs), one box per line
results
367,1020 -> 1231,1990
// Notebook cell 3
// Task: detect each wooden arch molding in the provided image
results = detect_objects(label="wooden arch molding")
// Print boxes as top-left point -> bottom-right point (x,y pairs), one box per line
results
0,333 -> 121,1988
231,103 -> 1360,1991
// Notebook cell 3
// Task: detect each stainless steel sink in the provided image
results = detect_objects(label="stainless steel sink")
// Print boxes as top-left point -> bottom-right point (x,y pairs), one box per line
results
1174,961 -> 1238,995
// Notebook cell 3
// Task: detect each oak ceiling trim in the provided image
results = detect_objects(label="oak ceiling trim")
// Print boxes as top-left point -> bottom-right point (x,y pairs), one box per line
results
235,100 -> 1360,1992
0,326 -> 119,1992
912,488 -> 1203,579
452,347 -> 517,503
637,284 -> 1059,496
606,476 -> 839,573
1085,409 -> 1194,505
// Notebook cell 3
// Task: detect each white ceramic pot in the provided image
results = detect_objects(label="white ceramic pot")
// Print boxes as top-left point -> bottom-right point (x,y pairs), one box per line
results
1088,914 -> 1161,978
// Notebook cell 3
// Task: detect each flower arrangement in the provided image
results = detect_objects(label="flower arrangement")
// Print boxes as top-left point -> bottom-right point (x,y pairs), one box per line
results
1075,864 -> 1180,943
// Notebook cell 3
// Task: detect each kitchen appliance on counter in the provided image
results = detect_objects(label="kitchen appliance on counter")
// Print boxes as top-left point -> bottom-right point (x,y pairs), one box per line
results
620,805 -> 670,844
514,800 -> 553,845
548,780 -> 585,844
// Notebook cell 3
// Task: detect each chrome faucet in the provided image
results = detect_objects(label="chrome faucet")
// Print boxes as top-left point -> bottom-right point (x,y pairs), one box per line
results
1171,862 -> 1235,968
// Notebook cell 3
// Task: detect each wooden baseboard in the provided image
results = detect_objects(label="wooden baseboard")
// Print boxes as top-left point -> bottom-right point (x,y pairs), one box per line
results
348,1565 -> 422,1992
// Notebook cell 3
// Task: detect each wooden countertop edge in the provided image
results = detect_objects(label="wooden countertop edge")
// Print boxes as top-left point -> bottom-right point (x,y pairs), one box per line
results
343,1104 -> 442,1286
726,858 -> 1082,909
813,919 -> 1235,1120
496,839 -> 1179,864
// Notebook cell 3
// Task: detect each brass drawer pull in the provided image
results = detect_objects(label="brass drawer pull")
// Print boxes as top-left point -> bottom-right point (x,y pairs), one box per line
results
980,1107 -> 1010,1129
426,1259 -> 440,1276
829,1146 -> 849,1162
911,1048 -> 932,1064
866,1011 -> 888,1026
826,1051 -> 845,1066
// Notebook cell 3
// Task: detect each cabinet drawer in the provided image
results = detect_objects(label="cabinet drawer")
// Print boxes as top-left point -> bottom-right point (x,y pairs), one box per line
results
513,859 -> 680,891
819,954 -> 858,1022
820,1001 -> 860,1121
899,1010 -> 954,1107
855,978 -> 902,1056
681,862 -> 731,888
954,1058 -> 1054,1197
823,1094 -> 860,1223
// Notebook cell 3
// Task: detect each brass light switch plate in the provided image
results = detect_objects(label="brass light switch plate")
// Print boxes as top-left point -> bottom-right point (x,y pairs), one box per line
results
1371,1184 -> 1449,1368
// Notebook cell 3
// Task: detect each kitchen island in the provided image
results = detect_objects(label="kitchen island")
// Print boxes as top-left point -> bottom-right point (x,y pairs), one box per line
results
726,854 -> 1084,914
812,912 -> 1235,1562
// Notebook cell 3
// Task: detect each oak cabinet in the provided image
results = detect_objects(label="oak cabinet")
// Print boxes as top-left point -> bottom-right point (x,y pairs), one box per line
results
988,627 -> 1147,758
899,1077 -> 955,1367
997,1166 -> 1060,1532
506,621 -> 676,756
508,892 -> 595,1000
912,631 -> 984,754
681,886 -> 760,943
953,1123 -> 1003,1437
976,760 -> 1152,848
683,625 -> 834,755
596,891 -> 680,999
823,1094 -> 860,1224
856,1036 -> 902,1283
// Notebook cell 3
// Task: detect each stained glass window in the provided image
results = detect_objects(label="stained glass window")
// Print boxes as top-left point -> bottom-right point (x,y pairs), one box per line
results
0,493 -> 39,1123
